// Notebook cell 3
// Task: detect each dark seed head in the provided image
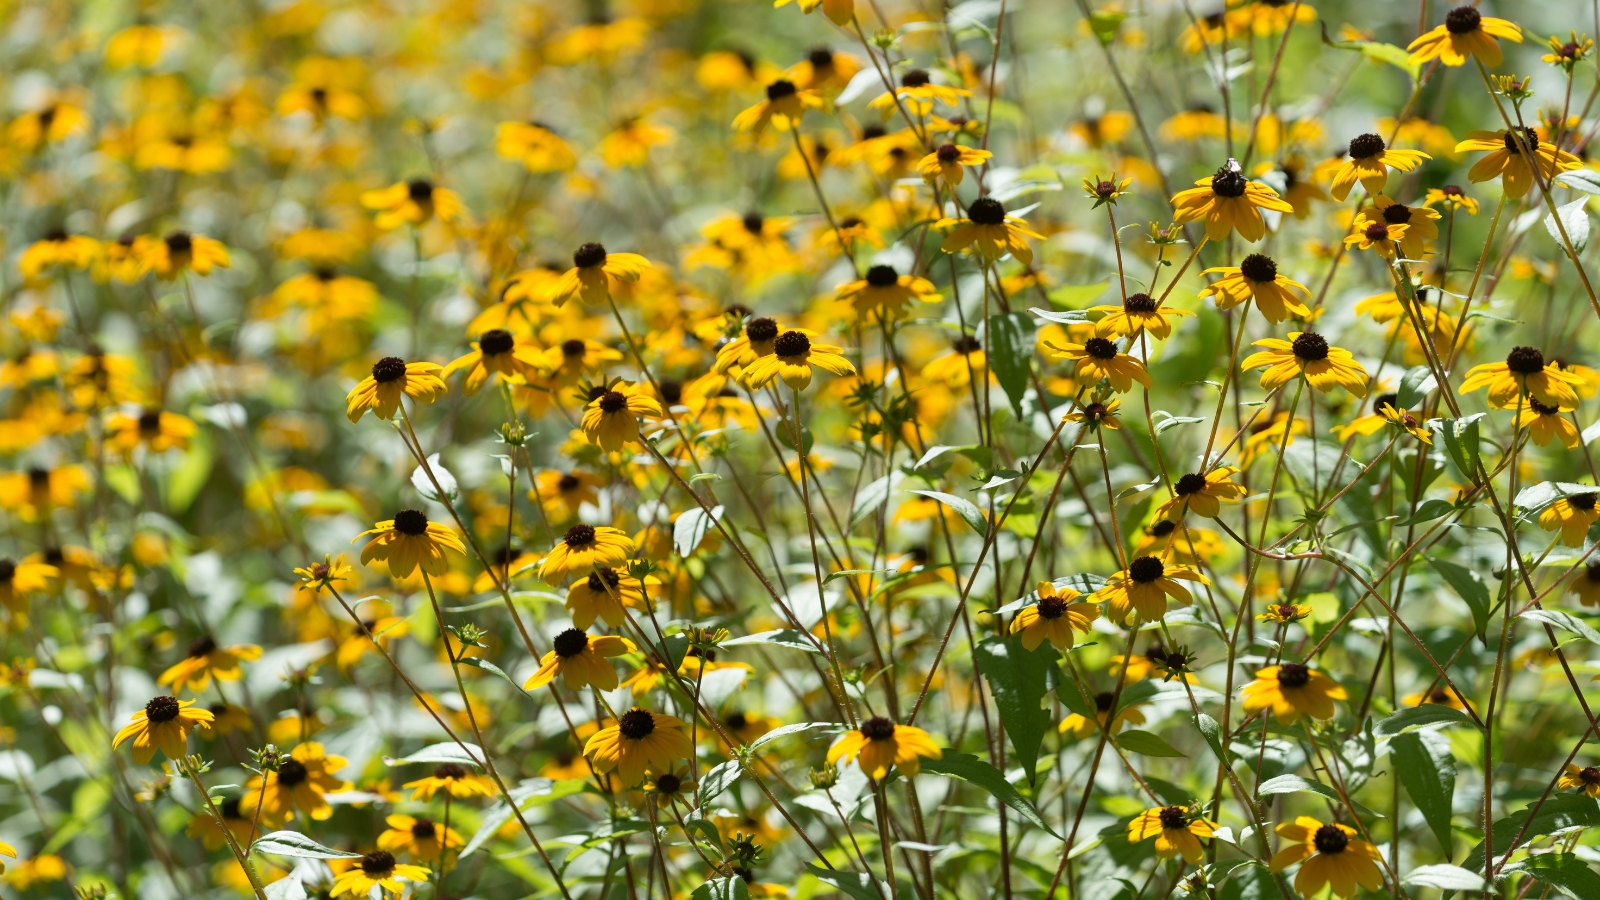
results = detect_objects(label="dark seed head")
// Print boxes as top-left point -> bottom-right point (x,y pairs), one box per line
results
1158,806 -> 1188,830
552,628 -> 589,658
773,331 -> 811,357
360,850 -> 397,875
1211,166 -> 1247,198
564,524 -> 597,548
1441,184 -> 1464,197
145,695 -> 181,723
1292,332 -> 1329,362
952,335 -> 982,354
407,180 -> 434,202
1582,766 -> 1600,784
1128,555 -> 1165,583
865,264 -> 899,287
137,410 -> 162,435
164,231 -> 192,254
901,69 -> 930,88
1561,42 -> 1581,59
1381,202 -> 1414,225
1570,493 -> 1598,511
618,708 -> 656,739
966,197 -> 1006,225
187,636 -> 218,658
1094,180 -> 1117,198
1312,824 -> 1349,854
0,559 -> 13,583
1347,133 -> 1385,160
598,390 -> 627,412
557,338 -> 585,359
1276,663 -> 1311,688
479,329 -> 515,355
410,818 -> 437,839
1363,222 -> 1390,242
1148,520 -> 1177,537
656,772 -> 682,793
1037,593 -> 1068,619
658,379 -> 681,405
1374,392 -> 1399,413
221,796 -> 243,818
586,567 -> 621,591
27,468 -> 49,489
765,79 -> 797,101
808,47 -> 835,69
1428,687 -> 1453,704
1239,254 -> 1278,283
1084,402 -> 1109,419
745,317 -> 779,343
1094,691 -> 1115,711
1588,560 -> 1600,583
860,716 -> 896,740
557,473 -> 582,492
1124,292 -> 1158,313
434,763 -> 466,780
1529,397 -> 1561,416
1503,126 -> 1540,153
277,759 -> 310,786
393,509 -> 429,536
371,356 -> 408,383
1444,6 -> 1481,34
1175,472 -> 1207,496
725,712 -> 748,730
1506,345 -> 1546,374
936,143 -> 961,162
742,212 -> 765,234
1083,337 -> 1118,360
573,242 -> 607,268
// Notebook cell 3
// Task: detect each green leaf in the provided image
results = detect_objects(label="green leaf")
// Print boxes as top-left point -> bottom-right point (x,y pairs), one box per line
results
674,505 -> 724,556
1461,794 -> 1600,875
973,634 -> 1061,784
1195,713 -> 1227,765
1522,608 -> 1600,644
1319,20 -> 1420,79
1516,852 -> 1600,898
458,657 -> 529,693
461,778 -> 584,857
383,742 -> 486,768
689,878 -> 750,900
1397,365 -> 1438,410
905,489 -> 987,535
1433,415 -> 1484,484
1114,729 -> 1186,758
1045,280 -> 1110,308
1086,11 -> 1125,46
1256,773 -> 1384,819
164,427 -> 214,514
920,752 -> 1060,838
1392,731 -> 1456,853
805,864 -> 891,900
721,629 -> 821,654
748,722 -> 835,752
252,831 -> 364,860
1427,556 -> 1492,640
1403,865 -> 1484,891
1218,862 -> 1281,900
1395,498 -> 1455,527
1374,703 -> 1477,736
698,759 -> 742,806
985,312 -> 1035,419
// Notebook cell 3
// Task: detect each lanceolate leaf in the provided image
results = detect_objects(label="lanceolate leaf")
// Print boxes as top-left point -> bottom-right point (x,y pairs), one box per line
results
1392,730 -> 1456,852
920,752 -> 1060,838
984,312 -> 1035,418
973,635 -> 1061,785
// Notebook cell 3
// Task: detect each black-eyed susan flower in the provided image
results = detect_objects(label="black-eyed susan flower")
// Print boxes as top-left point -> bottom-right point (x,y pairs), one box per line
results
1155,467 -> 1247,521
1456,126 -> 1581,199
1407,6 -> 1522,68
1327,133 -> 1430,201
936,197 -> 1044,265
786,46 -> 861,90
566,567 -> 649,629
1043,336 -> 1152,393
1544,32 -> 1594,71
19,229 -> 100,280
1060,691 -> 1147,738
1424,184 -> 1479,216
641,767 -> 697,808
1569,560 -> 1600,608
495,121 -> 577,172
330,851 -> 429,898
580,382 -> 662,451
1517,397 -> 1582,449
868,69 -> 971,118
1093,556 -> 1208,624
1200,254 -> 1312,323
113,696 -> 214,764
0,558 -> 57,612
918,143 -> 991,187
1559,763 -> 1600,798
1064,398 -> 1123,431
1082,173 -> 1131,207
4,854 -> 65,889
1009,581 -> 1100,651
1343,217 -> 1408,257
200,702 -> 252,738
1127,805 -> 1217,863
377,815 -> 462,862
1257,601 -> 1314,624
1171,160 -> 1293,242
585,708 -> 694,786
826,716 -> 940,780
355,510 -> 466,579
1240,663 -> 1347,722
1242,332 -> 1368,396
524,628 -> 635,691
157,636 -> 262,693
294,554 -> 353,593
1402,685 -> 1470,711
134,231 -> 230,280
442,330 -> 545,394
773,0 -> 856,28
360,179 -> 467,230
106,408 -> 197,453
9,100 -> 88,150
1090,292 -> 1195,340
740,330 -> 856,391
1371,195 -> 1441,258
345,357 -> 447,423
835,264 -> 941,317
0,466 -> 90,520
186,797 -> 254,851
1269,817 -> 1383,899
731,80 -> 824,135
550,243 -> 651,307
1461,346 -> 1585,409
1238,412 -> 1310,467
241,742 -> 350,823
541,524 -> 634,585
403,762 -> 494,801
1540,491 -> 1600,546
1381,403 -> 1434,444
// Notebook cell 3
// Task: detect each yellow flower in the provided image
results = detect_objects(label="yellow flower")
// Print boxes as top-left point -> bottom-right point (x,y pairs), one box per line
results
1327,133 -> 1430,201
1200,254 -> 1312,323
1127,805 -> 1217,863
355,510 -> 466,579
524,629 -> 636,691
242,742 -> 351,824
1269,817 -> 1383,899
550,243 -> 651,307
106,24 -> 185,68
1042,336 -> 1152,393
1517,397 -> 1582,449
1170,161 -> 1293,242
1407,6 -> 1522,68
826,717 -> 941,780
1544,32 -> 1594,71
1568,560 -> 1600,609
157,636 -> 262,692
1060,691 -> 1146,738
917,143 -> 992,187
566,566 -> 650,629
1154,467 -> 1247,521
135,231 -> 231,280
495,121 -> 577,172
774,0 -> 856,27
585,708 -> 694,785
1242,332 -> 1368,396
1064,398 -> 1123,431
732,80 -> 825,135
106,408 -> 197,453
740,331 -> 856,391
1090,292 -> 1195,340
1539,491 -> 1600,546
1402,685 -> 1470,711
1092,557 -> 1208,624
293,554 -> 354,592
19,230 -> 100,279
1257,601 -> 1314,624
936,198 -> 1044,265
835,265 -> 941,317
113,696 -> 214,764
1082,173 -> 1132,206
868,69 -> 970,118
0,558 -> 58,611
360,179 -> 468,230
403,763 -> 495,801
541,524 -> 635,585
580,382 -> 663,451
785,47 -> 862,91
186,797 -> 254,851
4,854 -> 66,890
1240,664 -> 1348,722
1424,184 -> 1480,216
1559,763 -> 1600,798
1456,127 -> 1581,199
598,118 -> 676,167
1381,403 -> 1434,444
330,851 -> 430,898
1371,195 -> 1441,258
345,357 -> 447,423
377,815 -> 463,862
442,330 -> 545,395
1461,346 -> 1584,410
1009,581 -> 1100,651
1343,217 -> 1408,257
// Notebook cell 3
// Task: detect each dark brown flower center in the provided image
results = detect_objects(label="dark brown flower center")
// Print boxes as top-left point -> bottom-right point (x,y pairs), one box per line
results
393,509 -> 429,536
407,180 -> 434,202
1148,520 -> 1177,537
574,242 -> 607,268
1084,337 -> 1118,360
411,818 -> 437,839
145,695 -> 181,723
1506,345 -> 1545,374
585,567 -> 621,591
773,331 -> 811,357
1312,824 -> 1348,854
765,79 -> 797,101
1277,663 -> 1311,688
808,48 -> 835,69
1159,806 -> 1188,830
1588,560 -> 1600,583
1094,691 -> 1115,711
434,763 -> 466,780
1084,402 -> 1108,419
221,797 -> 243,818
558,473 -> 582,492
372,356 -> 408,383
952,335 -> 982,354
725,712 -> 748,730
1094,180 -> 1117,198
187,636 -> 218,658
901,69 -> 930,88
564,524 -> 597,548
1211,166 -> 1247,198
1124,292 -> 1158,314
479,329 -> 514,355
866,264 -> 899,287
1428,688 -> 1452,704
936,143 -> 961,162
598,390 -> 627,412
552,628 -> 589,658
277,759 -> 309,786
860,716 -> 895,740
619,708 -> 656,739
1363,222 -> 1390,242
1441,184 -> 1464,197
1582,766 -> 1600,784
742,212 -> 765,233
1239,253 -> 1277,283
1347,133 -> 1385,160
1128,555 -> 1165,583
1374,393 -> 1399,414
1503,126 -> 1540,154
361,850 -> 397,876
1381,203 -> 1414,225
1037,594 -> 1068,619
1175,472 -> 1207,496
1444,6 -> 1480,34
1292,332 -> 1329,362
0,559 -> 13,583
656,772 -> 682,793
746,317 -> 779,343
1529,397 -> 1561,416
138,410 -> 163,435
164,231 -> 193,255
967,197 -> 1006,225
1570,493 -> 1598,511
